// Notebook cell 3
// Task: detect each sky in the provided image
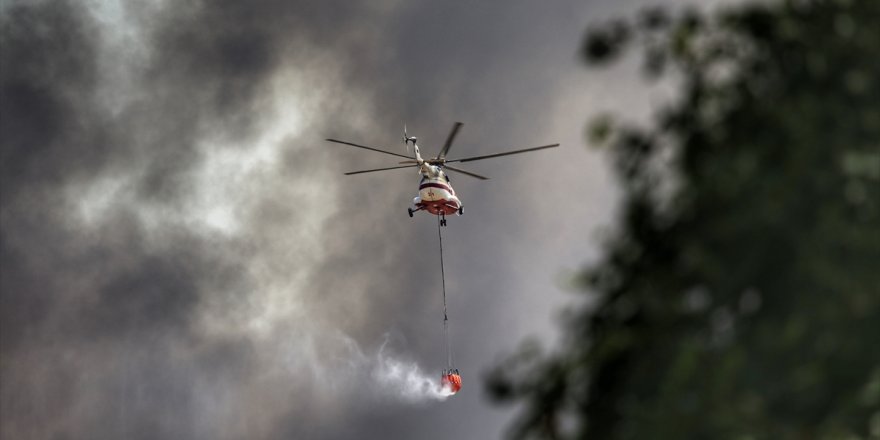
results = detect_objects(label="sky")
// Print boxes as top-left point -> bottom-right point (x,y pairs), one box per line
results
1,0 -> 741,438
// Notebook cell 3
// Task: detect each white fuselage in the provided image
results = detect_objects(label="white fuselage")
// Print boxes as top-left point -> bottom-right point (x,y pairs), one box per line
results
410,144 -> 461,216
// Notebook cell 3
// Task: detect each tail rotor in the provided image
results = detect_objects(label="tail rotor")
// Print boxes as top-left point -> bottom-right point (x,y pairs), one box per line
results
403,124 -> 423,163
403,124 -> 418,152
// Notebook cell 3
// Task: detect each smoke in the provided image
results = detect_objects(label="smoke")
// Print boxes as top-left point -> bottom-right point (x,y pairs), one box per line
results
0,1 -> 432,438
2,0 -> 687,437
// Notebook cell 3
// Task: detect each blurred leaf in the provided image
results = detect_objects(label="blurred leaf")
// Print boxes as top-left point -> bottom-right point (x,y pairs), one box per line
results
582,20 -> 630,65
587,114 -> 613,146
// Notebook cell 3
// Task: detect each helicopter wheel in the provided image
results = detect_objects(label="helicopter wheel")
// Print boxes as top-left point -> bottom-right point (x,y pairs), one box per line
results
441,218 -> 447,227
458,207 -> 463,215
408,208 -> 414,218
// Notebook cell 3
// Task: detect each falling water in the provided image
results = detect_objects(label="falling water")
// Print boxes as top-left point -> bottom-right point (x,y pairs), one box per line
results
369,339 -> 454,402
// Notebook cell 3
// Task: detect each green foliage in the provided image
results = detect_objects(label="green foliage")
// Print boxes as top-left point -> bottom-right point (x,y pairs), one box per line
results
488,1 -> 880,438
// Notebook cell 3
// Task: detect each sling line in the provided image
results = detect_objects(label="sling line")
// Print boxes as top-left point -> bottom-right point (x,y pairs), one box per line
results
438,215 -> 454,369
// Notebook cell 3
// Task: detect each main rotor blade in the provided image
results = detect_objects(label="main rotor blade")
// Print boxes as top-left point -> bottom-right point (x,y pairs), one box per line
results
443,165 -> 489,180
438,122 -> 463,160
344,164 -> 417,176
445,143 -> 560,163
327,139 -> 412,160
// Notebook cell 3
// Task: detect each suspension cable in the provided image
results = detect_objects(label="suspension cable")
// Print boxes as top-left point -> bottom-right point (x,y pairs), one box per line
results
438,215 -> 454,370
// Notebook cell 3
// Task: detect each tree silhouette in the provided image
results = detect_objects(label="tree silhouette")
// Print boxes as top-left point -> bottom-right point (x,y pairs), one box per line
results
487,1 -> 880,438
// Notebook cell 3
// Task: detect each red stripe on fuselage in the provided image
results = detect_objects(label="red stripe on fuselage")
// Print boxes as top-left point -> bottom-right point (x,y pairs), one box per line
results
419,182 -> 454,193
415,199 -> 460,216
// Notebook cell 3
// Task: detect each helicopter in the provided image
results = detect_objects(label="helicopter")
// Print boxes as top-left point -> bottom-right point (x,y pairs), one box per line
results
327,122 -> 559,226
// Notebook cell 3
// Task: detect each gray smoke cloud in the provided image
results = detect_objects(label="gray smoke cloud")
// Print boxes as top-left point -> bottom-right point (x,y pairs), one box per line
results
1,0 -> 742,438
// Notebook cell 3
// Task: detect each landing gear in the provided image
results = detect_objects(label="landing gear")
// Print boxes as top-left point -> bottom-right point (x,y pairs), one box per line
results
407,207 -> 414,218
458,207 -> 463,215
440,214 -> 447,227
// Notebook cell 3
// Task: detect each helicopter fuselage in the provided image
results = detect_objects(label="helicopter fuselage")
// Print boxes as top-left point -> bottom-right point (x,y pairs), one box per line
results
413,170 -> 461,217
